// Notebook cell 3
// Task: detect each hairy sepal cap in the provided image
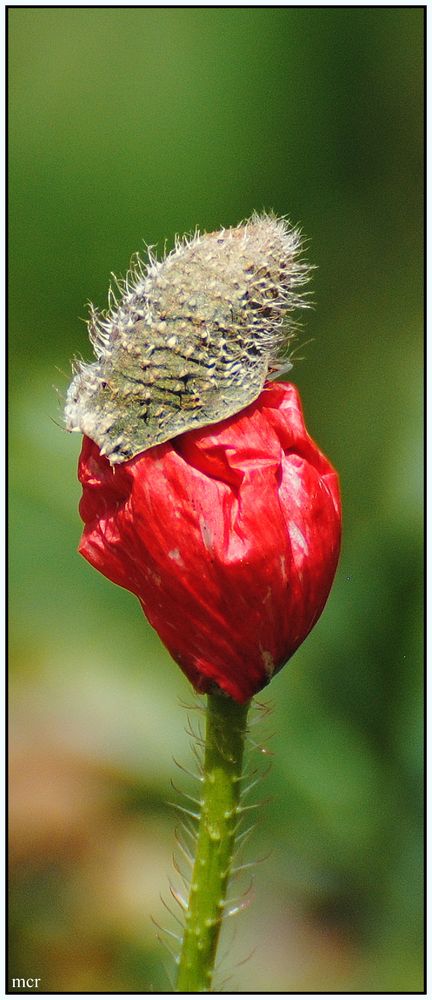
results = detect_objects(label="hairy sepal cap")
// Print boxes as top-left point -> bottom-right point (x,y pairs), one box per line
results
65,215 -> 310,464
78,382 -> 341,702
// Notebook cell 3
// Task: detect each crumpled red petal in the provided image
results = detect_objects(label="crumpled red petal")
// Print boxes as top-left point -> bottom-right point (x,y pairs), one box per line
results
78,382 -> 341,702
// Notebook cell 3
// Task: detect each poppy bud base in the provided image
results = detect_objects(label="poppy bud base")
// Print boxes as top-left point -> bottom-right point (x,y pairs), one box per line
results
78,382 -> 341,702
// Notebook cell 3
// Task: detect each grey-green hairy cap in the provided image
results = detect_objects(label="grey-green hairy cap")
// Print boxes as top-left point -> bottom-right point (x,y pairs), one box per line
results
65,213 -> 310,464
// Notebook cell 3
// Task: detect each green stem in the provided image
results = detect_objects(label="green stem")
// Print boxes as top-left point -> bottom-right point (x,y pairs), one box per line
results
175,691 -> 250,993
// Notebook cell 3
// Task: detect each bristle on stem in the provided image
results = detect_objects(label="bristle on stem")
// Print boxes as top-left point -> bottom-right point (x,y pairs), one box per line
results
174,692 -> 250,992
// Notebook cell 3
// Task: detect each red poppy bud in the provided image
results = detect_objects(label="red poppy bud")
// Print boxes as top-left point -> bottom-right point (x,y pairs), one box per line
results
78,382 -> 341,703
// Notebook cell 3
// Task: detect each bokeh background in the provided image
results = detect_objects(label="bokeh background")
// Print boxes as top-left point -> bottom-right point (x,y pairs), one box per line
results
9,7 -> 423,994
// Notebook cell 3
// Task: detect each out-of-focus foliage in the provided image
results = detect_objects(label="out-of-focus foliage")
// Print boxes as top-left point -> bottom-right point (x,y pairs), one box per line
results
9,8 -> 423,993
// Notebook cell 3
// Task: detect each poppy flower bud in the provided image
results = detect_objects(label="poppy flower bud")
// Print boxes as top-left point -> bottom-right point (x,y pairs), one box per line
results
78,382 -> 341,703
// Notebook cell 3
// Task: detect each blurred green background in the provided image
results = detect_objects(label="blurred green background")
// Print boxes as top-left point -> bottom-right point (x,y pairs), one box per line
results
9,7 -> 423,993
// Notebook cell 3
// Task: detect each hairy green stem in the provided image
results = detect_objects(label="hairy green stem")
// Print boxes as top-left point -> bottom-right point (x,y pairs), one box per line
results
175,692 -> 250,993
